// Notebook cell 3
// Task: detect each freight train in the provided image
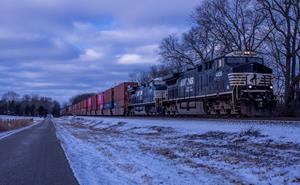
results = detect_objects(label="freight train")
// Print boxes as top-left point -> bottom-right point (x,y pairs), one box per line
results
64,52 -> 275,117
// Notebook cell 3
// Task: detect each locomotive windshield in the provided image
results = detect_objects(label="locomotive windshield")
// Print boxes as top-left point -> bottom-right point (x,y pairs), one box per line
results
226,56 -> 263,66
247,57 -> 263,64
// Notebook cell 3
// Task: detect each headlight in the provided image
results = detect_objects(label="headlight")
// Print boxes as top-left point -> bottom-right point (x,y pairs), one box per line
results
270,86 -> 273,89
248,85 -> 253,89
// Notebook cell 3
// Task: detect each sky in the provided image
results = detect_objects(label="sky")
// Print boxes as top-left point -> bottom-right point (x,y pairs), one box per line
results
0,0 -> 200,103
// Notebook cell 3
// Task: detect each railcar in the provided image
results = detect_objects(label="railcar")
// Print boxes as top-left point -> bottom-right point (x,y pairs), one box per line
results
103,88 -> 114,116
96,92 -> 104,116
128,78 -> 167,115
87,97 -> 92,115
113,82 -> 138,115
91,95 -> 98,116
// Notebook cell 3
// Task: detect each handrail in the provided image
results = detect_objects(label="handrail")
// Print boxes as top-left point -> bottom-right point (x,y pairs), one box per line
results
231,75 -> 244,112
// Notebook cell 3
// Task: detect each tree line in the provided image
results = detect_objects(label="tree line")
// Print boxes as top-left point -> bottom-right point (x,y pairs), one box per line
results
130,0 -> 300,115
0,91 -> 61,117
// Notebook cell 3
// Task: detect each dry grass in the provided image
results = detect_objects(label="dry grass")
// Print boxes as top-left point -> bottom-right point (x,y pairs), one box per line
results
0,118 -> 33,132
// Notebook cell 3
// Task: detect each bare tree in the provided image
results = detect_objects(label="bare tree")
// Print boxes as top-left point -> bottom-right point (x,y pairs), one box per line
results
159,34 -> 195,70
258,0 -> 300,112
159,0 -> 272,72
2,91 -> 19,102
0,92 -> 61,116
148,65 -> 170,79
195,0 -> 272,52
129,70 -> 152,84
182,26 -> 218,62
129,65 -> 171,85
51,101 -> 61,117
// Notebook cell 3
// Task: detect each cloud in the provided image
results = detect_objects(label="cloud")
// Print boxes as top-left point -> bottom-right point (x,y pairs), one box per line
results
79,49 -> 104,61
117,54 -> 157,65
134,44 -> 159,53
0,33 -> 79,61
0,0 -> 200,103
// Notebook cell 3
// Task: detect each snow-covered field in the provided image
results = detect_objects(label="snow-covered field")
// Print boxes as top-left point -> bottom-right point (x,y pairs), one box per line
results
54,117 -> 300,185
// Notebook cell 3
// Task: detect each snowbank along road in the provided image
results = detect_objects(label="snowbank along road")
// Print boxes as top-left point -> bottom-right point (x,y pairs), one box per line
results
0,118 -> 79,185
54,116 -> 300,185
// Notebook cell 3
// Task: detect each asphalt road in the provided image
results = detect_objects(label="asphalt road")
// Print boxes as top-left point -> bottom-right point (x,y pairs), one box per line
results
0,118 -> 79,185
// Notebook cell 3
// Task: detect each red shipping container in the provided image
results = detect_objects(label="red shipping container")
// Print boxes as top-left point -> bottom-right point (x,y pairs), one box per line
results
97,93 -> 104,109
113,82 -> 138,102
87,97 -> 92,109
80,101 -> 83,110
86,97 -> 91,115
80,100 -> 87,115
97,93 -> 104,115
92,95 -> 97,111
103,88 -> 114,115
113,82 -> 138,115
75,104 -> 78,114
78,103 -> 81,115
83,99 -> 87,109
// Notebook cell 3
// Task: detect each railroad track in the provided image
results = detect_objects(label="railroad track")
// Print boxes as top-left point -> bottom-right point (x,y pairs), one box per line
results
71,115 -> 300,123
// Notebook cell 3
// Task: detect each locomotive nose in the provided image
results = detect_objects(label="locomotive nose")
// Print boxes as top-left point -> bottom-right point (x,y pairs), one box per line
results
231,62 -> 272,74
228,62 -> 273,88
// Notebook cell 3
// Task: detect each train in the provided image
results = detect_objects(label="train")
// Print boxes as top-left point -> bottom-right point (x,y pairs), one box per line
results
63,51 -> 275,117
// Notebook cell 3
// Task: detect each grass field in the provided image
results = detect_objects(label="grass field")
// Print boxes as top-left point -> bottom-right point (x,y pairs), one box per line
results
0,118 -> 33,132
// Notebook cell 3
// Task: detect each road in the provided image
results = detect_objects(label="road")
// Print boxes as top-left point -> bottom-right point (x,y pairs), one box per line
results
0,118 -> 79,185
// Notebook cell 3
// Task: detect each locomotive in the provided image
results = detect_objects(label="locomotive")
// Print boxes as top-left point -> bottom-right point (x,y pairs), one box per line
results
65,51 -> 275,117
128,52 -> 274,117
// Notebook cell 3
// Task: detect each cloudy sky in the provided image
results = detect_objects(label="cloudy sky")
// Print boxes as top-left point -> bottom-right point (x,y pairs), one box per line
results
0,0 -> 200,103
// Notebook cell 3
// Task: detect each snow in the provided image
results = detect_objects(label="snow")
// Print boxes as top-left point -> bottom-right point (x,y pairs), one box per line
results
54,116 -> 300,185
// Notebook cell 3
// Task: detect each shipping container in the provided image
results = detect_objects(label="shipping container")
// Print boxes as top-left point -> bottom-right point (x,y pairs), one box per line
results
80,100 -> 87,115
73,104 -> 76,115
103,88 -> 114,115
113,82 -> 138,115
79,101 -> 82,114
76,104 -> 79,115
97,92 -> 104,115
74,104 -> 77,115
78,102 -> 82,115
87,97 -> 92,115
91,95 -> 98,115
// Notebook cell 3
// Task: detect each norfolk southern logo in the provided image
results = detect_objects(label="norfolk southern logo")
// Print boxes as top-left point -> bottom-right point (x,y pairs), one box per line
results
247,73 -> 261,85
250,73 -> 257,83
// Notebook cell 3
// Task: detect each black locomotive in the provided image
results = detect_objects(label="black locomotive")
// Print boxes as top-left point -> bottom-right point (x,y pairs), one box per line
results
129,52 -> 275,116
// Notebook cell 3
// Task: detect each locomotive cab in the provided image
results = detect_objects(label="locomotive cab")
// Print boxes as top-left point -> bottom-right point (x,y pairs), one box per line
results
128,79 -> 167,115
